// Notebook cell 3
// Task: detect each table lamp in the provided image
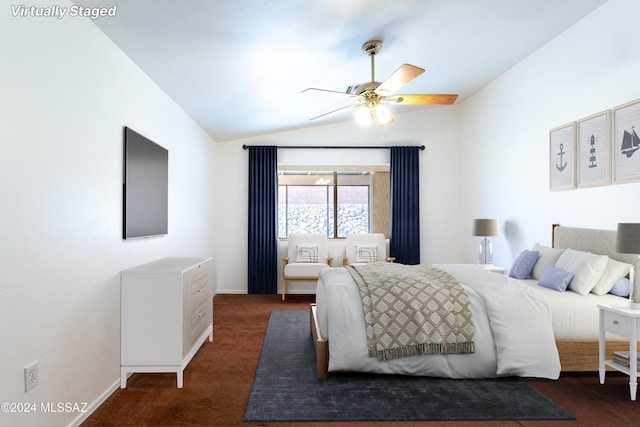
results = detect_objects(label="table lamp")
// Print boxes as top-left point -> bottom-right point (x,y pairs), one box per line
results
616,223 -> 640,309
472,219 -> 499,265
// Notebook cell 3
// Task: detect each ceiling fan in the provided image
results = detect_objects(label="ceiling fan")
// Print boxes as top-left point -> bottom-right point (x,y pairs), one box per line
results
302,40 -> 458,127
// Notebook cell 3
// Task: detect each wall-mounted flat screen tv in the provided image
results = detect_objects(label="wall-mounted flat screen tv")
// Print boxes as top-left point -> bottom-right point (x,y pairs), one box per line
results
123,127 -> 168,239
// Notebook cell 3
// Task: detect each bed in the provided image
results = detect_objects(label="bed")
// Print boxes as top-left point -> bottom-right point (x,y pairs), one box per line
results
310,225 -> 640,379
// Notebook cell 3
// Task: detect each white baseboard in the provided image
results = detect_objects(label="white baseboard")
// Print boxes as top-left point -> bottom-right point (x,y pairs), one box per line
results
213,289 -> 247,295
67,377 -> 122,427
213,290 -> 317,295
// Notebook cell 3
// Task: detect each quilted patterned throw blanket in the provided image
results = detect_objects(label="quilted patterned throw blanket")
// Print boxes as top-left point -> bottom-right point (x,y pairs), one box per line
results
346,263 -> 475,361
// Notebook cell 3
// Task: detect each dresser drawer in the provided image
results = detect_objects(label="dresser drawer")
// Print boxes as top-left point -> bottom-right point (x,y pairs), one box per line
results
190,266 -> 208,293
189,298 -> 211,348
191,264 -> 208,285
189,267 -> 209,305
603,311 -> 631,338
189,278 -> 208,307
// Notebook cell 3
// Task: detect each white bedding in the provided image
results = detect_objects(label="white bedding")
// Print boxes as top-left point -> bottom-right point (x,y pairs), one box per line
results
519,278 -> 629,340
316,264 -> 561,379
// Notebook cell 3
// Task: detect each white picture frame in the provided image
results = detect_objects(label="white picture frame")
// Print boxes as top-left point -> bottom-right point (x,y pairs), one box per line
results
577,110 -> 610,188
549,122 -> 576,191
613,98 -> 640,184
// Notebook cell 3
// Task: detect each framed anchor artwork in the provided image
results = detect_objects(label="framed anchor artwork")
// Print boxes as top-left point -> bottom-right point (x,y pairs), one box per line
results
549,122 -> 576,191
613,98 -> 640,184
577,110 -> 610,188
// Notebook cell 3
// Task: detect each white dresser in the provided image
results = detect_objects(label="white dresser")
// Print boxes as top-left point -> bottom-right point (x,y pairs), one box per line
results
120,257 -> 213,388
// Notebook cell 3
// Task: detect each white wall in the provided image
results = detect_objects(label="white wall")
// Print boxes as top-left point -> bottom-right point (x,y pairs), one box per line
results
214,106 -> 462,294
459,0 -> 640,269
0,2 -> 216,426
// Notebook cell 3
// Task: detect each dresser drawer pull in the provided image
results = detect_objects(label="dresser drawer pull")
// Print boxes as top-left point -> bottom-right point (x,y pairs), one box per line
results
613,320 -> 619,325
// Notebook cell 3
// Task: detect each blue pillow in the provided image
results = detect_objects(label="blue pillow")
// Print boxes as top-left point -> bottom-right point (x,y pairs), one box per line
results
509,250 -> 540,279
538,267 -> 574,292
609,277 -> 630,297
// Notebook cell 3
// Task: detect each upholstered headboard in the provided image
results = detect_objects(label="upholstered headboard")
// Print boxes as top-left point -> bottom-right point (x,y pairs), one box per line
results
552,224 -> 640,298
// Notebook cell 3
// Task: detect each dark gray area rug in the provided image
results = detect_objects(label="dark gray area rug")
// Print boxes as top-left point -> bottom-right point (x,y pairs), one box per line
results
244,310 -> 575,423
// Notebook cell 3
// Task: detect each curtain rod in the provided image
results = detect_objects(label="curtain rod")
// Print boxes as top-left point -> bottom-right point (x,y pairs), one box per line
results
242,145 -> 425,150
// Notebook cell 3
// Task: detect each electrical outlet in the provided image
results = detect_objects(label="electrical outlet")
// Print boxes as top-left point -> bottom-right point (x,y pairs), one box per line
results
24,362 -> 38,392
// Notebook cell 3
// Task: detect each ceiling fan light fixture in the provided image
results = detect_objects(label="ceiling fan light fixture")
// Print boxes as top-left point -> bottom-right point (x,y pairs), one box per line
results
372,104 -> 394,127
355,107 -> 373,127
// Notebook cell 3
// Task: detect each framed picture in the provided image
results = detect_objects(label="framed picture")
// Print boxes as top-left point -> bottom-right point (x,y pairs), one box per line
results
577,110 -> 610,188
613,99 -> 640,184
549,122 -> 576,191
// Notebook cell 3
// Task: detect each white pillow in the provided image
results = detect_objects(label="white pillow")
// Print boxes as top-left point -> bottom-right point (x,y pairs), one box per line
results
355,246 -> 378,263
531,244 -> 566,280
296,245 -> 318,263
591,258 -> 631,295
554,248 -> 608,295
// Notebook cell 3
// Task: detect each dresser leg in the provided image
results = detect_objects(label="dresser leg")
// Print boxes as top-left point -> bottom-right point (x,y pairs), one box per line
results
120,368 -> 128,389
631,320 -> 638,401
598,309 -> 606,385
177,371 -> 183,389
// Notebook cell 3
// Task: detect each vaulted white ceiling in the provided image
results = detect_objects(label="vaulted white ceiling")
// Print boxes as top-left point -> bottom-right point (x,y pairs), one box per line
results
80,0 -> 607,141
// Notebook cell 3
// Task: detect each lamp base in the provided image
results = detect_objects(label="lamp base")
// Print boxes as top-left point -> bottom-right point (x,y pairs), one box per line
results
478,237 -> 493,265
629,300 -> 640,310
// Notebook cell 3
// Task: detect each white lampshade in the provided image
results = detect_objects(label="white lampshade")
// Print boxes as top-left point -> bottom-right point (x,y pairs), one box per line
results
472,219 -> 499,237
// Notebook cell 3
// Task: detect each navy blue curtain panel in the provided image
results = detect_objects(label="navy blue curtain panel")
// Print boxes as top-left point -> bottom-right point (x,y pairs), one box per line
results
390,146 -> 421,264
248,146 -> 278,294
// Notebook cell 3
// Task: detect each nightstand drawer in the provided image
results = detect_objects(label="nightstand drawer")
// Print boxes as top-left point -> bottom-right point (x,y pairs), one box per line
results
603,311 -> 632,338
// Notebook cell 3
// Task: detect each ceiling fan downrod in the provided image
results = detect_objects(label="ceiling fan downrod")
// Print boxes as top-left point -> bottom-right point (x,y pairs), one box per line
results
362,40 -> 382,83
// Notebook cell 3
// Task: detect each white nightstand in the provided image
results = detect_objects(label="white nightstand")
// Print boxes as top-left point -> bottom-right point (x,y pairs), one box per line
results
598,304 -> 640,400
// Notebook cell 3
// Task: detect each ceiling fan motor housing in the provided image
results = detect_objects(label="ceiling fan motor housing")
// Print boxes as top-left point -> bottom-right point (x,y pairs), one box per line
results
346,81 -> 381,95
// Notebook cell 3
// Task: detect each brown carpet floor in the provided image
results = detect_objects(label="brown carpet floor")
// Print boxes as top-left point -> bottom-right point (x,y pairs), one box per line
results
83,294 -> 640,427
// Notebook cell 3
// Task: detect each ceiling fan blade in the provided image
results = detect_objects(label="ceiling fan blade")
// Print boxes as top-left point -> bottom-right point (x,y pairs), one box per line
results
386,94 -> 459,105
374,64 -> 425,96
302,88 -> 361,100
309,104 -> 363,121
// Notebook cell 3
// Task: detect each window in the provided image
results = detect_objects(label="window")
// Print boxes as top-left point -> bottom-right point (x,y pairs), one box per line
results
278,167 -> 389,238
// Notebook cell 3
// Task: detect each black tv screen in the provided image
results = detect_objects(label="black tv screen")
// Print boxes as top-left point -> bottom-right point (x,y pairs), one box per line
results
123,127 -> 168,239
